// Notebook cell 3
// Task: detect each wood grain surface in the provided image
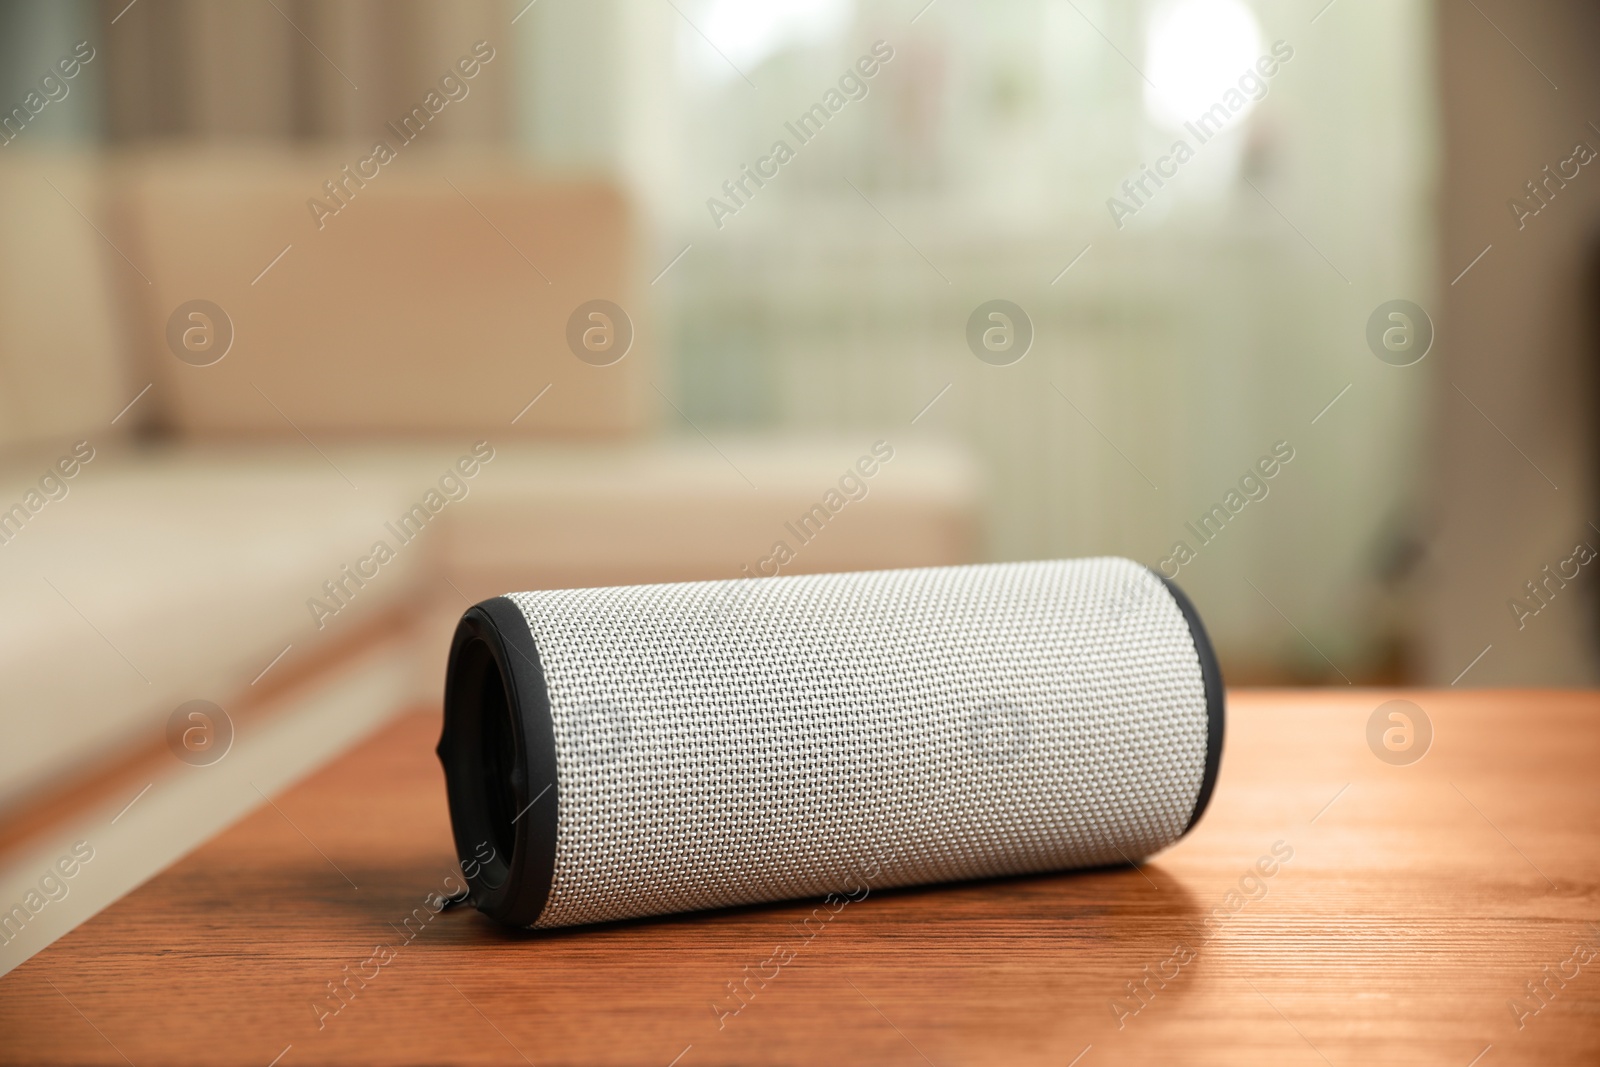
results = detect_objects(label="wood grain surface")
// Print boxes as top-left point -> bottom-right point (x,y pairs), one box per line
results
1,689 -> 1597,1065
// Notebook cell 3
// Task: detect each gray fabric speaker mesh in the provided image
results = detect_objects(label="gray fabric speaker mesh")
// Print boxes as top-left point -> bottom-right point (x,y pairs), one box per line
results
506,557 -> 1208,929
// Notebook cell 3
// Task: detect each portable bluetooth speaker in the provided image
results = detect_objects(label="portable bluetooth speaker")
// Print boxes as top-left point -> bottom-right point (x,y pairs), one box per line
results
437,557 -> 1222,929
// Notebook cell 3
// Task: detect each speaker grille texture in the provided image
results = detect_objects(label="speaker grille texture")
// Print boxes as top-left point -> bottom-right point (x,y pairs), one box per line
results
505,557 -> 1210,928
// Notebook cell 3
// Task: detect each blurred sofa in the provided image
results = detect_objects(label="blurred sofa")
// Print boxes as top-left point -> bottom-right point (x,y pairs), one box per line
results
0,148 -> 979,831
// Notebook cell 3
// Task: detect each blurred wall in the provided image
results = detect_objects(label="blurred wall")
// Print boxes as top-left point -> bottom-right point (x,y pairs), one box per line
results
1424,0 -> 1600,685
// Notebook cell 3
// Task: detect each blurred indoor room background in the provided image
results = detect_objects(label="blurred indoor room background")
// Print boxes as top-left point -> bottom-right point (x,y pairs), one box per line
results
0,0 -> 1596,919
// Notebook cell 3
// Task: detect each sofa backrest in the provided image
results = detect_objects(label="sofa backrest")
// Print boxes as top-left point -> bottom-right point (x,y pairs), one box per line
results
0,150 -> 129,454
112,147 -> 648,439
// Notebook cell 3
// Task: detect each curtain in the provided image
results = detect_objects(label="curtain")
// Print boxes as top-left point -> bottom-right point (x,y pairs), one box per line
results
97,0 -> 512,144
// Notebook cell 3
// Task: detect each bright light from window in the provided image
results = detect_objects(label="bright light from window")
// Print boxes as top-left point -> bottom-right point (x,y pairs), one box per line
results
690,0 -> 854,83
1143,0 -> 1264,130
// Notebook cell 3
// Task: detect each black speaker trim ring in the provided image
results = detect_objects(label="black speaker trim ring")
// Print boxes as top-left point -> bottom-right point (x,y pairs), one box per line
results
1159,576 -> 1225,836
438,597 -> 558,926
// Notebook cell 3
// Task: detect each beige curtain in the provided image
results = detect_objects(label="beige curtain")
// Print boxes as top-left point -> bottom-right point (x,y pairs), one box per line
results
99,0 -> 512,143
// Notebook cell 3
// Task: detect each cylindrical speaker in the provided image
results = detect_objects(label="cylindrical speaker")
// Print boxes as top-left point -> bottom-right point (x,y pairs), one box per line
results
437,557 -> 1222,929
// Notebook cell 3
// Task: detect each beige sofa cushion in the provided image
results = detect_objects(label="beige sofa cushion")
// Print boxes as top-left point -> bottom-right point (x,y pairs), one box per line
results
0,436 -> 978,816
0,445 -> 432,812
432,436 -> 980,593
113,148 -> 647,439
0,152 -> 128,451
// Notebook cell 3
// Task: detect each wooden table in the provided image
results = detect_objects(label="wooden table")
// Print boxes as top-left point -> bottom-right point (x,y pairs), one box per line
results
2,690 -> 1596,1065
